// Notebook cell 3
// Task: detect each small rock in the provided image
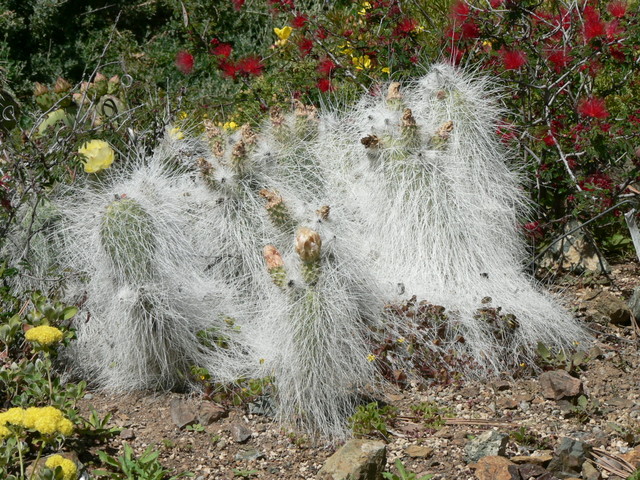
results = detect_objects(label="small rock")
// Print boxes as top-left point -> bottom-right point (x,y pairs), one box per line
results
517,463 -> 548,478
547,437 -> 592,477
234,449 -> 265,461
317,439 -> 386,480
493,381 -> 512,391
510,454 -> 553,466
170,398 -> 197,429
589,290 -> 631,325
230,424 -> 252,443
405,445 -> 434,458
465,430 -> 509,463
119,429 -> 135,440
620,445 -> 640,468
539,221 -> 610,274
628,286 -> 640,323
581,460 -> 601,480
496,397 -> 519,409
539,370 -> 582,400
197,403 -> 227,425
470,456 -> 519,480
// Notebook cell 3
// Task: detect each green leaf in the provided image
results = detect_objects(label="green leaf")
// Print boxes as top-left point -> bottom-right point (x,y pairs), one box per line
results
62,306 -> 78,320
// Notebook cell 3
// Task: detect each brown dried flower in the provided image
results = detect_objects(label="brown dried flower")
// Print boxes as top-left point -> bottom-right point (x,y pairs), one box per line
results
295,227 -> 322,263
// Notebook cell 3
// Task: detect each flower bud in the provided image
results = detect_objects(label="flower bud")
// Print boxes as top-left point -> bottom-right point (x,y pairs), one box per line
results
54,77 -> 71,93
386,82 -> 402,102
263,245 -> 284,270
34,82 -> 49,97
295,227 -> 321,263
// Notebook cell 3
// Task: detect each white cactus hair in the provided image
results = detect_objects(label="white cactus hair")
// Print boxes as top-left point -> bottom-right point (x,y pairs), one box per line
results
56,154 -> 250,391
317,62 -> 586,373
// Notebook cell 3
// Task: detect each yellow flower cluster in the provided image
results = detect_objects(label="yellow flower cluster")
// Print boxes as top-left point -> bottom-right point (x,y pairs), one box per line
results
45,454 -> 78,480
0,406 -> 74,437
24,325 -> 64,346
168,126 -> 185,140
78,139 -> 115,174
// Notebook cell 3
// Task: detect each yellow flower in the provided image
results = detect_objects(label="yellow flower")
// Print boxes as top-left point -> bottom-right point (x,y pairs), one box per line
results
366,354 -> 376,362
179,111 -> 188,119
397,337 -> 405,343
274,26 -> 293,46
25,325 -> 63,346
31,406 -> 70,436
358,1 -> 371,15
78,139 -> 115,174
0,424 -> 11,440
340,42 -> 354,55
168,126 -> 184,140
352,55 -> 372,70
45,455 -> 78,480
24,407 -> 40,429
57,418 -> 74,436
381,67 -> 391,74
223,121 -> 239,131
0,407 -> 26,427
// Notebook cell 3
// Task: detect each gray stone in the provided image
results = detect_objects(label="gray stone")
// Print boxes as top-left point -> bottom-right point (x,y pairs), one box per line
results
628,286 -> 640,324
197,403 -> 227,425
234,448 -> 265,461
588,290 -> 631,326
581,460 -> 601,480
170,398 -> 197,429
539,370 -> 582,400
539,221 -> 610,274
317,439 -> 386,480
230,423 -> 252,443
465,430 -> 509,463
547,437 -> 592,478
119,428 -> 135,440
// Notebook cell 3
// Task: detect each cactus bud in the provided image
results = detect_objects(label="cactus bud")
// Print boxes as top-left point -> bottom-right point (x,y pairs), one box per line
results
204,119 -> 222,139
295,227 -> 321,263
270,106 -> 285,128
34,82 -> 49,97
92,72 -> 108,97
386,82 -> 402,104
260,189 -> 293,230
107,75 -> 121,95
264,245 -> 287,288
231,139 -> 246,163
361,135 -> 380,149
240,124 -> 256,145
316,205 -> 330,220
401,108 -> 417,129
54,77 -> 72,94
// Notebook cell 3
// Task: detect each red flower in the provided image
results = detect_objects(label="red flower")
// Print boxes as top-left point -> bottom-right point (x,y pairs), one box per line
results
231,0 -> 245,10
578,97 -> 609,119
317,58 -> 336,75
583,7 -> 605,40
451,1 -> 470,22
460,20 -> 480,39
175,51 -> 194,74
522,221 -> 543,239
292,14 -> 308,28
546,49 -> 572,72
610,45 -> 625,61
490,0 -> 504,7
237,56 -> 264,76
393,17 -> 418,36
605,19 -> 623,40
502,50 -> 527,70
218,59 -> 238,78
298,37 -> 313,57
316,27 -> 328,40
607,1 -> 627,18
317,78 -> 334,92
580,173 -> 613,191
542,134 -> 556,146
211,43 -> 233,58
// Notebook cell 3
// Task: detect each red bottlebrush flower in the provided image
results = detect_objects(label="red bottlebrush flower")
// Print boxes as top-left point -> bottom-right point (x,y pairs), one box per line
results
317,58 -> 336,75
211,43 -> 233,58
522,221 -> 543,239
502,50 -> 527,70
444,26 -> 461,41
581,173 -> 613,191
583,8 -> 605,40
451,1 -> 470,22
292,14 -> 308,28
298,37 -> 313,57
231,0 -> 245,10
316,27 -> 328,40
317,78 -> 334,92
218,59 -> 238,79
610,45 -> 625,61
490,0 -> 504,7
393,17 -> 418,36
605,19 -> 623,40
578,97 -> 609,119
237,56 -> 264,76
547,49 -> 572,72
175,51 -> 195,74
542,134 -> 556,146
608,1 -> 628,18
460,20 -> 480,39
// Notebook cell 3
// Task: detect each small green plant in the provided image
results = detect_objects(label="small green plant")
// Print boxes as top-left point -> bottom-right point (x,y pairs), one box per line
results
348,402 -> 398,440
508,426 -> 551,450
410,402 -> 453,431
536,342 -> 589,374
569,395 -> 601,424
232,469 -> 259,479
383,460 -> 433,480
627,468 -> 640,480
94,443 -> 193,479
184,423 -> 205,433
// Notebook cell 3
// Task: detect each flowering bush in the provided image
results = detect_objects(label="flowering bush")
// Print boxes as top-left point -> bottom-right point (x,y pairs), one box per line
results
44,455 -> 78,480
24,325 -> 64,347
441,0 -> 640,253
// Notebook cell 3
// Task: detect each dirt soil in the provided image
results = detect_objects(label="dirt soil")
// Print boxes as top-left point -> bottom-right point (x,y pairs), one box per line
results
77,263 -> 640,480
